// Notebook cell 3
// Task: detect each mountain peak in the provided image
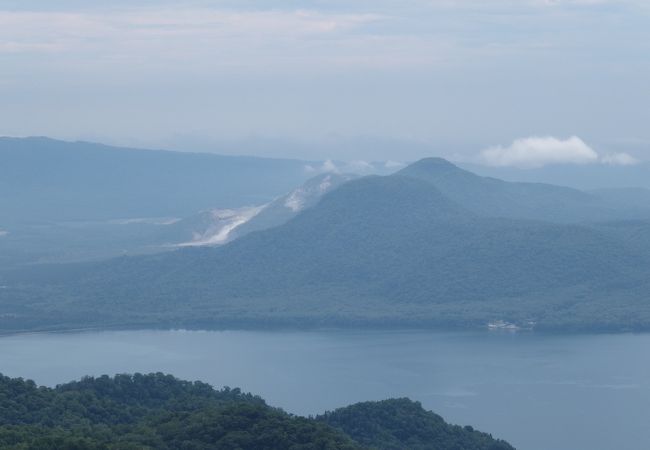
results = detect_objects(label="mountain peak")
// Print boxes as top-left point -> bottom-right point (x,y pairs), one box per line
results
396,157 -> 468,181
409,157 -> 457,168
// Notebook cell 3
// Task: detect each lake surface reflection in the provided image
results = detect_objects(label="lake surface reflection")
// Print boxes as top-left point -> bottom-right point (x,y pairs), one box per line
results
1,329 -> 649,450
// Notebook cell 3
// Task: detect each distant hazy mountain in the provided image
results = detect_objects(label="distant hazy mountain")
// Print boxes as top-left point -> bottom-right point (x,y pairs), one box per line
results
0,161 -> 354,267
462,161 -> 650,190
0,218 -> 178,269
0,136 -> 313,224
399,158 -> 650,223
4,160 -> 650,333
590,187 -> 650,212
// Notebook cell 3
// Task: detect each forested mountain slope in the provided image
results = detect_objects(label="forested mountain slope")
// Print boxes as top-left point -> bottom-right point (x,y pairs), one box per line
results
3,166 -> 650,332
398,158 -> 649,223
320,398 -> 514,450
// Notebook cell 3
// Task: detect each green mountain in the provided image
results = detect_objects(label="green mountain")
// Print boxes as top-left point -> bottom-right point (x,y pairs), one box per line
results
229,172 -> 358,241
0,373 -> 513,450
319,398 -> 513,450
3,161 -> 650,332
398,158 -> 647,223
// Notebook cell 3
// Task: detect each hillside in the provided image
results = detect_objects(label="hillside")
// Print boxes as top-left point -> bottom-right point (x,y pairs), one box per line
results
3,163 -> 650,332
229,172 -> 357,241
0,139 -> 358,268
0,373 -> 513,450
0,170 -> 353,268
0,136 -> 311,223
319,398 -> 514,450
398,158 -> 648,223
462,161 -> 650,191
166,172 -> 357,246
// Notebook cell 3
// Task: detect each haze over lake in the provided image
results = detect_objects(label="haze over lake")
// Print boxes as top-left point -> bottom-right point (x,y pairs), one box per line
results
2,329 -> 648,450
3,0 -> 650,446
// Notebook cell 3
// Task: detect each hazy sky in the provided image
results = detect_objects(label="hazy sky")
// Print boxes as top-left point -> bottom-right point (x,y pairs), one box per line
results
1,0 -> 648,162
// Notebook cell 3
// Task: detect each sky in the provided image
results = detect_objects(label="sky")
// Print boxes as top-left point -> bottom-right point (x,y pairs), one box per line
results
0,0 -> 649,164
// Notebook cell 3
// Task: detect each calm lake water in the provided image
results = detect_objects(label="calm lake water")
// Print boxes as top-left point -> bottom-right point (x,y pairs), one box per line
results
1,329 -> 649,450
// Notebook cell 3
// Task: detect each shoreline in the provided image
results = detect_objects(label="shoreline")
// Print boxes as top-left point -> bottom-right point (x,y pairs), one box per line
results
0,322 -> 645,338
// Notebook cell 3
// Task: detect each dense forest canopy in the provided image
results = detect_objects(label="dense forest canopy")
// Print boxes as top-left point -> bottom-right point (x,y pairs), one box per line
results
3,165 -> 650,333
3,147 -> 650,334
0,372 -> 514,450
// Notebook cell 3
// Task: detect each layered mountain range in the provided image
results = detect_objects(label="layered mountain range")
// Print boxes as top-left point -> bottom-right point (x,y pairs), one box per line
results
0,136 -> 312,224
3,156 -> 650,332
0,137 -> 356,266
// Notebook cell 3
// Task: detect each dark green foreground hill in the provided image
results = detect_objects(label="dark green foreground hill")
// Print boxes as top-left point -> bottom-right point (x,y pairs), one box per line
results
0,373 -> 514,450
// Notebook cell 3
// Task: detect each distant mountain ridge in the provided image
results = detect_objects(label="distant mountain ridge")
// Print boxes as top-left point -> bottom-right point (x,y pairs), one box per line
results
0,137 -> 375,268
398,157 -> 649,222
462,160 -> 650,190
0,136 -> 313,223
3,158 -> 650,333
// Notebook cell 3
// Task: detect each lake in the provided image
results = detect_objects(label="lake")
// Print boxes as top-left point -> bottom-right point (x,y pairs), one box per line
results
1,329 -> 649,450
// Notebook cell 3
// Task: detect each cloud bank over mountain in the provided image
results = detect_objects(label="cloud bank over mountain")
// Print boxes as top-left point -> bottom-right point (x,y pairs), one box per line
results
479,136 -> 639,168
1,0 -> 648,161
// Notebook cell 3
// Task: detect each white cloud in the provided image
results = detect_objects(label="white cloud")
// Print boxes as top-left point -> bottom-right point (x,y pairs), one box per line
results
0,9 -> 385,68
480,136 -> 642,168
480,136 -> 599,168
304,159 -> 387,175
601,152 -> 639,166
345,160 -> 375,173
1,1 -> 648,154
321,160 -> 340,173
384,160 -> 406,169
304,161 -> 341,174
539,0 -> 638,5
0,230 -> 8,237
